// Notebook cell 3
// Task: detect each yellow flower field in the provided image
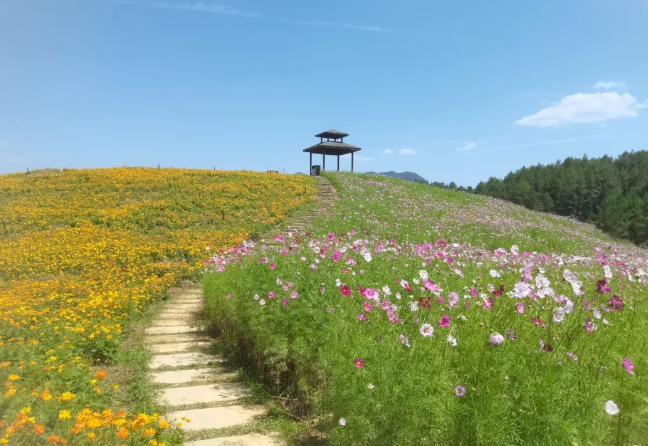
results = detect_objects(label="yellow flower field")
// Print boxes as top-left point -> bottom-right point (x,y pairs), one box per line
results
0,167 -> 316,445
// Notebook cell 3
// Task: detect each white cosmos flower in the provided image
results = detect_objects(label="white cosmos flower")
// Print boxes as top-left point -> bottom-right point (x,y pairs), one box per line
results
259,299 -> 266,306
335,278 -> 342,287
253,294 -> 259,301
420,323 -> 434,337
410,301 -> 419,312
490,270 -> 501,278
447,334 -> 457,347
396,292 -> 402,300
604,264 -> 613,279
364,252 -> 372,262
552,307 -> 565,323
382,285 -> 391,296
419,270 -> 429,279
593,309 -> 602,320
605,400 -> 619,415
413,278 -> 420,285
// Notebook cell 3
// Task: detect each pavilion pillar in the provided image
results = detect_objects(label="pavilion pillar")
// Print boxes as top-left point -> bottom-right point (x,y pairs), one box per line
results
309,152 -> 312,175
351,152 -> 354,172
337,155 -> 340,171
322,153 -> 326,171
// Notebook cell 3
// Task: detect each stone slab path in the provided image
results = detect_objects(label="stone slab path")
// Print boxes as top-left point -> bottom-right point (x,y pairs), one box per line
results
148,177 -> 339,446
147,288 -> 282,446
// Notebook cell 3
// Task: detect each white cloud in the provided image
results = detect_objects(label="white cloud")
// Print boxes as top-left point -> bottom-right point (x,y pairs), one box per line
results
152,2 -> 392,32
456,142 -> 477,152
594,81 -> 627,90
399,148 -> 416,155
383,149 -> 393,154
516,92 -> 646,127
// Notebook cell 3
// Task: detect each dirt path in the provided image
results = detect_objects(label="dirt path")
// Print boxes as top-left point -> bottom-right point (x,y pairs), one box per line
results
145,176 -> 337,445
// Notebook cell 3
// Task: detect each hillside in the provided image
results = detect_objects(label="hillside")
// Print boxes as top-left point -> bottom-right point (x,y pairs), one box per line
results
0,168 -> 316,445
475,150 -> 648,246
205,172 -> 648,445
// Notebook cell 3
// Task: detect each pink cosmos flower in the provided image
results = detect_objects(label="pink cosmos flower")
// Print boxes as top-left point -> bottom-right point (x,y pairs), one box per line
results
290,290 -> 299,299
584,317 -> 596,334
282,298 -> 289,307
268,291 -> 276,299
483,298 -> 493,310
489,333 -> 505,346
622,357 -> 635,376
340,285 -> 351,296
470,286 -> 477,298
357,314 -> 367,321
354,358 -> 365,369
448,292 -> 459,308
515,302 -> 525,314
454,385 -> 466,397
363,301 -> 373,312
438,315 -> 450,327
269,262 -> 276,270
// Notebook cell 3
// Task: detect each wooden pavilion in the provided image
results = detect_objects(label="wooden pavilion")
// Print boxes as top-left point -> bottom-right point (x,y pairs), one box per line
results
304,129 -> 361,174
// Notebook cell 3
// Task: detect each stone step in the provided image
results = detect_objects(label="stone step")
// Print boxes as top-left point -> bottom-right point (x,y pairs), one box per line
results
185,433 -> 282,446
145,325 -> 200,335
151,367 -> 233,385
150,352 -> 220,370
160,382 -> 249,407
167,405 -> 265,431
150,320 -> 196,327
149,341 -> 211,354
147,333 -> 210,344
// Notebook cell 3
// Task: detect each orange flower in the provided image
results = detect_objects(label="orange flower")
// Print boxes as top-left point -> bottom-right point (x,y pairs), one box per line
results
34,423 -> 46,435
117,427 -> 129,440
144,428 -> 156,436
93,370 -> 107,379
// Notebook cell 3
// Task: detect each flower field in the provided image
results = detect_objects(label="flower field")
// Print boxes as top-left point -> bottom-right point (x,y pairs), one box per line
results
204,173 -> 648,445
0,168 -> 316,446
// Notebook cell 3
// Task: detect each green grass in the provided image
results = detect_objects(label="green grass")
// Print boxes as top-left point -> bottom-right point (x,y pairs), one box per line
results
203,172 -> 648,446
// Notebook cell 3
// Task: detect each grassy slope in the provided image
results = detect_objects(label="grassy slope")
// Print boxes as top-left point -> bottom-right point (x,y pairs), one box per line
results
204,173 -> 648,446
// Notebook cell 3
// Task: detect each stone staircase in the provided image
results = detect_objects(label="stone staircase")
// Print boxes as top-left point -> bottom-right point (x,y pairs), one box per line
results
283,176 -> 338,234
145,288 -> 280,446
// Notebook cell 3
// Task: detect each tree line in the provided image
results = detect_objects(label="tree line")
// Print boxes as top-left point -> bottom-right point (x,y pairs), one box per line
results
470,151 -> 648,246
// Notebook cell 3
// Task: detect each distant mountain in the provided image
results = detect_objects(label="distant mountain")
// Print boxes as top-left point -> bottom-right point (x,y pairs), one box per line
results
367,171 -> 427,182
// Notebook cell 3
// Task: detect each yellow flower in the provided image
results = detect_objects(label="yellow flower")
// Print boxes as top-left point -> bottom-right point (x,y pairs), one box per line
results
58,410 -> 71,420
58,391 -> 75,402
158,420 -> 170,429
7,374 -> 19,381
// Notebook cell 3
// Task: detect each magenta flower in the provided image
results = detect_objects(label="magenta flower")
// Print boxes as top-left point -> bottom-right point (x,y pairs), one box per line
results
454,385 -> 466,397
340,284 -> 352,296
622,357 -> 635,376
354,358 -> 365,369
607,295 -> 623,311
268,291 -> 276,299
470,286 -> 477,298
282,298 -> 288,307
269,262 -> 276,270
438,315 -> 450,327
363,301 -> 373,312
597,278 -> 612,294
357,314 -> 367,321
483,298 -> 493,310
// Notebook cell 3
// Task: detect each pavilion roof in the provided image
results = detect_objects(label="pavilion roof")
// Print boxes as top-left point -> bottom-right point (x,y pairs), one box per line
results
303,141 -> 361,155
315,129 -> 349,139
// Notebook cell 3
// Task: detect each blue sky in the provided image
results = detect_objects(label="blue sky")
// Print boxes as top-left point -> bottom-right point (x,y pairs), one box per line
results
1,0 -> 647,185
